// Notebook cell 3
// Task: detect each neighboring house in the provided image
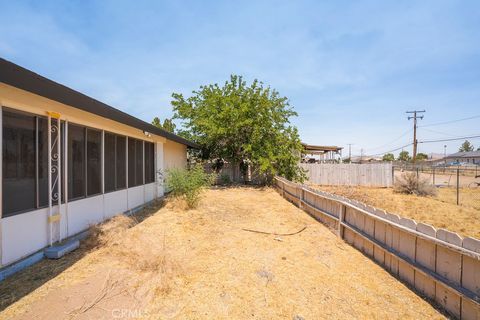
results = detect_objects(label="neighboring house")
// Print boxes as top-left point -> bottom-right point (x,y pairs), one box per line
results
445,151 -> 480,165
302,143 -> 343,163
349,156 -> 382,164
0,58 -> 198,267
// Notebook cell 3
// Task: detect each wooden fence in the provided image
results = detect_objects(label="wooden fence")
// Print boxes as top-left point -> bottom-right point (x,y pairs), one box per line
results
275,176 -> 480,319
300,163 -> 393,187
203,163 -> 267,185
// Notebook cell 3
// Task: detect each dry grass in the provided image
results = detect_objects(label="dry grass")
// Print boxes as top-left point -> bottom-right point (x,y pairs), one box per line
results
310,184 -> 480,239
394,172 -> 437,196
0,187 -> 444,319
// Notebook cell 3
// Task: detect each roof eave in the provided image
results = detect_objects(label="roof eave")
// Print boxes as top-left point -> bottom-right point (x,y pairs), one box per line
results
0,57 -> 199,149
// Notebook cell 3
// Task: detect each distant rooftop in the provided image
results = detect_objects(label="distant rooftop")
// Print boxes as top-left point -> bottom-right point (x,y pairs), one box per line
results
302,143 -> 343,154
446,151 -> 480,158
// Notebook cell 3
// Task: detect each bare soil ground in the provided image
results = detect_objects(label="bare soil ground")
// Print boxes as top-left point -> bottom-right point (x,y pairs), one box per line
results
0,187 -> 444,319
310,184 -> 480,239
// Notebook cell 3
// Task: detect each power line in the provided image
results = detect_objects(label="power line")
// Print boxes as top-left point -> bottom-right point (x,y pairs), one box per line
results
365,134 -> 480,156
418,134 -> 480,144
365,129 -> 412,152
419,115 -> 480,128
368,143 -> 413,157
421,128 -> 460,137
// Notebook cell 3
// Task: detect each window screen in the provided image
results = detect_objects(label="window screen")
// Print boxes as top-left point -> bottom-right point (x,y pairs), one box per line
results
128,138 -> 136,187
68,124 -> 85,199
135,140 -> 143,186
104,133 -> 116,193
2,111 -> 36,216
37,117 -> 49,207
116,135 -> 126,189
87,129 -> 101,196
144,142 -> 155,184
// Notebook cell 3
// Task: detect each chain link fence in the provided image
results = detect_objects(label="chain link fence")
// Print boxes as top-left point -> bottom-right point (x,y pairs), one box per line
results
393,164 -> 480,209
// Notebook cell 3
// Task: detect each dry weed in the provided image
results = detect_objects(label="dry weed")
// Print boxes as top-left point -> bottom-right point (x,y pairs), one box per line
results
83,214 -> 136,249
83,213 -> 182,299
164,196 -> 191,212
394,172 -> 437,196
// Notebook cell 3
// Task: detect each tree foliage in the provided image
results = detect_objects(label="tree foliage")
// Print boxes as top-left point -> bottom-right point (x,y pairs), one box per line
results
152,117 -> 176,133
415,153 -> 428,161
459,140 -> 474,152
171,75 -> 305,182
397,150 -> 411,162
382,153 -> 394,161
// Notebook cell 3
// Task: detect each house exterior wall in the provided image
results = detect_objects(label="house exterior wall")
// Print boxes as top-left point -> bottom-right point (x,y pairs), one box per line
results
446,156 -> 480,164
0,83 -> 188,266
164,139 -> 188,171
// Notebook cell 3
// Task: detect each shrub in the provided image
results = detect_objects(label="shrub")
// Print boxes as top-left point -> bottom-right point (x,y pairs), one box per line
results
394,172 -> 437,196
165,165 -> 215,208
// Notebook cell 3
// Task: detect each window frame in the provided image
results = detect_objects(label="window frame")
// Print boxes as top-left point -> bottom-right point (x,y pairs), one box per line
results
2,106 -> 158,217
86,127 -> 102,197
104,131 -> 127,194
67,123 -> 86,201
2,107 -> 51,217
144,142 -> 155,184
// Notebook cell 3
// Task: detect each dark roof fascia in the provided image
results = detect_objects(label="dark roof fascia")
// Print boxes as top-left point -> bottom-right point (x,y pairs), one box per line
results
0,58 -> 199,148
446,151 -> 480,158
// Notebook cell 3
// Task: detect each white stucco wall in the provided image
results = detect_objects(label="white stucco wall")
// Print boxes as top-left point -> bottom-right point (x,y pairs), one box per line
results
164,139 -> 188,170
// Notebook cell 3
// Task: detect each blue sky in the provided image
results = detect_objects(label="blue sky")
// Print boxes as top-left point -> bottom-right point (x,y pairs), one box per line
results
1,0 -> 479,157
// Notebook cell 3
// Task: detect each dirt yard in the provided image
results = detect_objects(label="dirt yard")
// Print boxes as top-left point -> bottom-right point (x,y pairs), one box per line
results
310,185 -> 480,239
0,187 -> 444,319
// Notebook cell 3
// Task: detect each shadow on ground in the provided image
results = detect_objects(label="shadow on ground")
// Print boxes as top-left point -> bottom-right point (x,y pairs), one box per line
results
0,199 -> 165,312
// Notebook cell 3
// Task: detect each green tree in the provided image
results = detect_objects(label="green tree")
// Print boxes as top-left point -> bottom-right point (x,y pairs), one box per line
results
415,153 -> 428,161
397,150 -> 411,162
171,75 -> 305,182
459,140 -> 474,152
152,117 -> 176,133
382,153 -> 395,161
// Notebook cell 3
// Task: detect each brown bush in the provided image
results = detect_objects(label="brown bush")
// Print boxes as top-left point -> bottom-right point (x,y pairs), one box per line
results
394,172 -> 437,196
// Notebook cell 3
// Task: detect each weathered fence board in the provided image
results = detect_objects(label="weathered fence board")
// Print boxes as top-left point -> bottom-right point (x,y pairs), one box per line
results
274,176 -> 480,319
300,163 -> 393,187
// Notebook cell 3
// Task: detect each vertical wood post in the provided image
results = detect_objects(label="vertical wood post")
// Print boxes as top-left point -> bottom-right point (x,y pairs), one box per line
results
299,187 -> 304,209
432,167 -> 435,185
456,168 -> 460,205
338,204 -> 346,239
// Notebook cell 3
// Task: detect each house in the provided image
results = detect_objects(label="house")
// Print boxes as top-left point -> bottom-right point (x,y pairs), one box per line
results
0,58 -> 198,267
349,156 -> 382,164
301,143 -> 343,163
445,151 -> 480,165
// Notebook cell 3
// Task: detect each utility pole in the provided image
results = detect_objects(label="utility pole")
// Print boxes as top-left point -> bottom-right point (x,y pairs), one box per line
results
406,110 -> 425,163
444,145 -> 447,166
347,143 -> 354,161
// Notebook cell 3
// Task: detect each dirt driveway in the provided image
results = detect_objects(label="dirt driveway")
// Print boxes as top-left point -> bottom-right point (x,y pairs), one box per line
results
0,187 -> 444,319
